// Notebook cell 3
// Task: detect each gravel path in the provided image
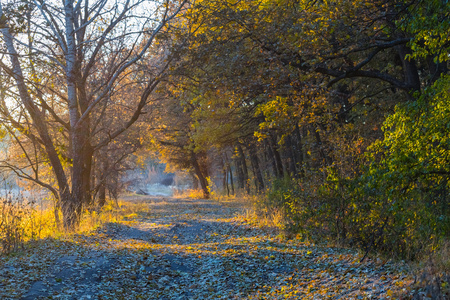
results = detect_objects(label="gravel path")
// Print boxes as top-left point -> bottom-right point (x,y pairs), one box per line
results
0,196 -> 414,299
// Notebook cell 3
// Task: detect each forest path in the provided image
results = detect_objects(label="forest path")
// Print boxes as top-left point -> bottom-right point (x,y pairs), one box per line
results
1,196 -> 413,299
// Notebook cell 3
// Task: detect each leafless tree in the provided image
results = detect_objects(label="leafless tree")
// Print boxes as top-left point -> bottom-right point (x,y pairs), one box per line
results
0,0 -> 187,229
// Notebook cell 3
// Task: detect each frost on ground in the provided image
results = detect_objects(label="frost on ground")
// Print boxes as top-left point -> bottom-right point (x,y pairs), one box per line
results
0,197 -> 416,299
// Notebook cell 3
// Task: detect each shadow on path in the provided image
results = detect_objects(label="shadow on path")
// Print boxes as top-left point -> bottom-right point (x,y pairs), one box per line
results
0,196 -> 413,299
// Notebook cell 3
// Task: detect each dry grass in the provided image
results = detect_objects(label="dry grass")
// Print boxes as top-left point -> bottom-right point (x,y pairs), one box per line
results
74,199 -> 153,234
1,194 -> 420,299
0,194 -> 156,255
430,241 -> 450,273
416,240 -> 450,276
408,241 -> 450,299
0,195 -> 58,254
240,207 -> 286,230
173,188 -> 206,199
226,195 -> 287,233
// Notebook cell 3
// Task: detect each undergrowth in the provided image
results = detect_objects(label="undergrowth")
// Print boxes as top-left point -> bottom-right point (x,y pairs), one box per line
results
173,188 -> 205,199
0,192 -> 151,255
250,174 -> 449,299
0,191 -> 58,254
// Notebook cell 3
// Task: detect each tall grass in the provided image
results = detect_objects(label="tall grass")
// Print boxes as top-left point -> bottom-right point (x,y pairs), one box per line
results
0,188 -> 157,255
0,192 -> 55,254
173,188 -> 205,199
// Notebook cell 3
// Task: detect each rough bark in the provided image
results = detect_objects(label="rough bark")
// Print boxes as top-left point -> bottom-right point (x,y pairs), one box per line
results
98,154 -> 109,208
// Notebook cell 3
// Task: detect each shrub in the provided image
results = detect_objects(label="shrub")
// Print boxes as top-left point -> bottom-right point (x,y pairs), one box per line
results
353,75 -> 450,260
260,171 -> 352,244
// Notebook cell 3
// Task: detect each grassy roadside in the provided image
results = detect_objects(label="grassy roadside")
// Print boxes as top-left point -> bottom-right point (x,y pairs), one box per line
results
0,193 -> 153,255
1,191 -> 448,299
230,192 -> 450,299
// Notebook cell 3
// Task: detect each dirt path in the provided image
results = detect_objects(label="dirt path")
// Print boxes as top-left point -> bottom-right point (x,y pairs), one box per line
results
0,196 -> 413,299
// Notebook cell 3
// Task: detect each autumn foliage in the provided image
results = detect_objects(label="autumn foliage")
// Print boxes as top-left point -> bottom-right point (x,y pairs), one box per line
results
1,0 -> 449,264
144,0 -> 450,262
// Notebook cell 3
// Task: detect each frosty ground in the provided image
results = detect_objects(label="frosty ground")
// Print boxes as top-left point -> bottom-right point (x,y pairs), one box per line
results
0,196 -> 414,299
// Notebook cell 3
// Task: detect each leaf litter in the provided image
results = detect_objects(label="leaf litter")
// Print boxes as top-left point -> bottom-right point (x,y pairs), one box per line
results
0,196 -> 417,299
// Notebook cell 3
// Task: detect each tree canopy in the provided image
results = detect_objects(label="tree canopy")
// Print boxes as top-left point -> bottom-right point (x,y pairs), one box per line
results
1,0 -> 449,258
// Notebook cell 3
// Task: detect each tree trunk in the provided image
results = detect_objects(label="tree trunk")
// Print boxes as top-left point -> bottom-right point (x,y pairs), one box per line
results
54,198 -> 61,229
284,134 -> 297,178
427,55 -> 448,83
81,145 -> 94,207
191,152 -> 209,198
222,158 -> 229,196
0,16 -> 74,229
269,134 -> 284,178
98,153 -> 108,208
190,171 -> 199,190
69,129 -> 84,227
78,83 -> 94,207
294,125 -> 305,177
237,144 -> 250,194
314,127 -> 332,168
234,150 -> 245,190
64,0 -> 84,229
247,144 -> 265,192
228,162 -> 235,195
265,140 -> 279,178
98,183 -> 106,208
224,152 -> 234,195
396,44 -> 421,95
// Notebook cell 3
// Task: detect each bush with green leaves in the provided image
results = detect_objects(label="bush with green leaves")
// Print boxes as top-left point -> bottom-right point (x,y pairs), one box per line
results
353,75 -> 450,260
262,171 -> 353,244
264,76 -> 449,259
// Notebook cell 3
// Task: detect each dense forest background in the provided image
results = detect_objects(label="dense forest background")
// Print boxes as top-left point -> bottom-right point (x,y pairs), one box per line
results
0,0 -> 449,261
150,0 -> 450,260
